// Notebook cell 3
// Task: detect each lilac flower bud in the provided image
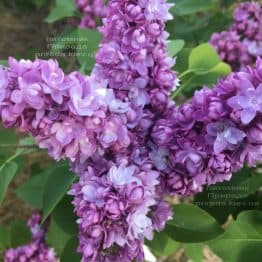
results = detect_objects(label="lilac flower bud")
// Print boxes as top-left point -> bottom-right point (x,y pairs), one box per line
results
125,3 -> 144,22
247,121 -> 262,143
152,119 -> 173,146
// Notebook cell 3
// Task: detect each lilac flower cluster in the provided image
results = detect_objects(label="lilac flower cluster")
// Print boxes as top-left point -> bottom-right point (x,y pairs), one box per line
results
0,0 -> 177,260
0,57 -> 131,162
70,0 -> 177,260
69,163 -> 171,261
231,1 -> 262,42
209,31 -> 251,71
76,0 -> 108,28
95,0 -> 177,115
5,214 -> 58,262
151,57 -> 262,196
209,1 -> 262,71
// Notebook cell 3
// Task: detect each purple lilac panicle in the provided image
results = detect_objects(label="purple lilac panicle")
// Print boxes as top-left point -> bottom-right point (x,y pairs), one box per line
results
69,163 -> 172,262
0,0 -> 176,260
70,0 -> 176,260
209,1 -> 262,71
5,214 -> 58,262
0,58 -> 131,163
150,57 -> 262,196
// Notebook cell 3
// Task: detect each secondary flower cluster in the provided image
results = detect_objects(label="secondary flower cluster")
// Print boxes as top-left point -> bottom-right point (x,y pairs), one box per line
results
69,163 -> 171,261
210,1 -> 262,71
0,57 -> 132,163
76,0 -> 108,28
150,58 -> 262,196
5,214 -> 58,262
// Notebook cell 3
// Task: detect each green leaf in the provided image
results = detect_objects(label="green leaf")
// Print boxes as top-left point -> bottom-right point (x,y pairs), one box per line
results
61,236 -> 81,262
0,60 -> 8,67
174,48 -> 192,74
184,243 -> 204,262
0,128 -> 16,145
0,161 -> 18,205
0,224 -> 10,251
172,44 -> 231,99
10,221 -> 31,248
209,210 -> 262,262
46,218 -> 71,256
173,0 -> 219,16
32,0 -> 47,8
188,43 -> 221,74
194,168 -> 262,223
167,39 -> 185,57
76,29 -> 102,71
16,136 -> 37,155
166,204 -> 223,243
45,0 -> 76,23
146,231 -> 179,257
42,164 -> 76,222
16,169 -> 52,209
0,128 -> 17,156
52,195 -> 78,235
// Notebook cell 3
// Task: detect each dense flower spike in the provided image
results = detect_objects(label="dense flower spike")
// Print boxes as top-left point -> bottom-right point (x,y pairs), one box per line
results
5,214 -> 58,262
70,162 -> 171,262
70,0 -> 177,259
95,0 -> 177,116
0,0 -> 176,260
76,0 -> 108,28
150,57 -> 262,196
0,58 -> 131,162
210,1 -> 262,71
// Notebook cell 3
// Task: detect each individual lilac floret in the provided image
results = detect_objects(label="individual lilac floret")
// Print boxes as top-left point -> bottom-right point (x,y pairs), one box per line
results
206,120 -> 246,154
150,57 -> 262,196
69,163 -> 172,262
227,82 -> 262,124
5,214 -> 59,262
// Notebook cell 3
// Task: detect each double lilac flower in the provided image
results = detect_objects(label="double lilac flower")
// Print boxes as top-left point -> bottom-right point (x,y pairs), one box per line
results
151,58 -> 262,196
227,81 -> 262,124
0,57 -> 131,162
1,1 -> 262,262
69,163 -> 172,262
1,0 -> 176,260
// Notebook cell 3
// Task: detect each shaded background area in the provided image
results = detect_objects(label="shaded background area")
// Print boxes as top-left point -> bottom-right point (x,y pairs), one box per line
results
0,2 -> 56,254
